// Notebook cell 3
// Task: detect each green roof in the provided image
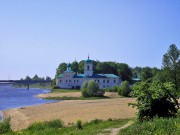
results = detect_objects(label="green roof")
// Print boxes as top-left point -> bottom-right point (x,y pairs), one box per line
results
73,73 -> 119,78
64,70 -> 73,73
57,74 -> 64,78
85,58 -> 92,63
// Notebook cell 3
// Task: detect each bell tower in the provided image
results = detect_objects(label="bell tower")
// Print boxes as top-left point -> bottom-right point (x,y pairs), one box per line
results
84,56 -> 93,76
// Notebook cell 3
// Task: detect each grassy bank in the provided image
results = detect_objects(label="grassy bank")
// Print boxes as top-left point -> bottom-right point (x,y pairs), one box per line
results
45,96 -> 110,100
50,88 -> 81,93
120,117 -> 180,135
1,118 -> 129,135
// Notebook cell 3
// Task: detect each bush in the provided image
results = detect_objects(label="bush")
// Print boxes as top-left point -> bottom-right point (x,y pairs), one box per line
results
111,85 -> 118,92
53,86 -> 60,89
118,81 -> 131,97
87,80 -> 99,96
0,117 -> 12,134
81,80 -> 105,97
76,120 -> 83,129
130,81 -> 179,121
89,119 -> 103,124
76,86 -> 80,89
44,119 -> 63,129
120,117 -> 180,135
81,81 -> 90,97
27,119 -> 63,131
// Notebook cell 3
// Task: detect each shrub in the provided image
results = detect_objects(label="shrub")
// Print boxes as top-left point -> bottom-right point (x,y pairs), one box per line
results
130,81 -> 179,121
120,117 -> 180,135
27,119 -> 63,131
87,80 -> 99,96
53,86 -> 60,89
111,85 -> 118,92
104,87 -> 111,92
81,81 -> 90,97
81,80 -> 105,97
0,117 -> 12,134
76,120 -> 83,129
89,119 -> 103,124
44,119 -> 63,129
76,86 -> 80,89
118,81 -> 131,97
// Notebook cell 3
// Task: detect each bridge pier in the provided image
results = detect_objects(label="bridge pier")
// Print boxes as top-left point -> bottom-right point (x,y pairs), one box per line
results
27,84 -> 29,90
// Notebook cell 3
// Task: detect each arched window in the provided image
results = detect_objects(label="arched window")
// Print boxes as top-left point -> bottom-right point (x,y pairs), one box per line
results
87,65 -> 89,70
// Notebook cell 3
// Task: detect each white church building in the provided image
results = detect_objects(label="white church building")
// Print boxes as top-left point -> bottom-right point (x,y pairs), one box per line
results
56,57 -> 121,89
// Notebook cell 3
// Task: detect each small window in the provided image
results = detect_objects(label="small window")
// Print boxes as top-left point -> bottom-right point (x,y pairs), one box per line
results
74,80 -> 75,83
103,80 -> 105,83
107,80 -> 109,83
60,80 -> 62,82
114,80 -> 116,83
69,80 -> 71,82
98,80 -> 99,83
77,80 -> 79,83
87,65 -> 89,70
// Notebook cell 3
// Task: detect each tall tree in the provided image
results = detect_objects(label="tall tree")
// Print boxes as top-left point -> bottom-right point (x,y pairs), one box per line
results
140,67 -> 153,81
78,60 -> 84,74
32,74 -> 40,80
162,44 -> 180,90
71,61 -> 79,73
55,63 -> 67,77
117,63 -> 132,82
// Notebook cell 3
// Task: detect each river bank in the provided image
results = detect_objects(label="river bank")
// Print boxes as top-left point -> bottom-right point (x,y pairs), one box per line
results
0,86 -> 57,124
2,98 -> 136,131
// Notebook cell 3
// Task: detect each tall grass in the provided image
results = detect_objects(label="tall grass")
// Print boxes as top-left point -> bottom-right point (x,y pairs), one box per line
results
27,119 -> 63,131
4,119 -> 129,135
120,117 -> 180,135
0,117 -> 12,134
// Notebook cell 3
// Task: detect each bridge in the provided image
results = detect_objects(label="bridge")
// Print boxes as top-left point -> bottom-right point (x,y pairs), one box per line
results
0,80 -> 52,90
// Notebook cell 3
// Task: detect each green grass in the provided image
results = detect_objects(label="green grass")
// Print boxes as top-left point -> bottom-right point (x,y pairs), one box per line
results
50,88 -> 81,93
45,96 -> 110,100
0,117 -> 12,134
120,117 -> 180,135
4,119 -> 130,135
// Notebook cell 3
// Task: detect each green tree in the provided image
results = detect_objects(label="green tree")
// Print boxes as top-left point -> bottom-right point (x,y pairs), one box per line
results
81,80 -> 104,97
117,63 -> 132,82
131,81 -> 179,121
55,63 -> 67,77
81,81 -> 90,97
140,67 -> 153,81
78,60 -> 84,74
45,76 -> 52,81
162,44 -> 180,90
32,74 -> 41,80
118,81 -> 131,97
25,76 -> 31,80
87,80 -> 99,96
71,61 -> 79,73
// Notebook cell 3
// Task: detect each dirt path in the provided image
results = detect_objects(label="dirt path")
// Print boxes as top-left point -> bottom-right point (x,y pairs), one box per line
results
98,121 -> 134,135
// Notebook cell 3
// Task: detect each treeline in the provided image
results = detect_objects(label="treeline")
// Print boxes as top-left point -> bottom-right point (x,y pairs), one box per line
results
20,74 -> 52,81
15,75 -> 52,88
55,44 -> 180,88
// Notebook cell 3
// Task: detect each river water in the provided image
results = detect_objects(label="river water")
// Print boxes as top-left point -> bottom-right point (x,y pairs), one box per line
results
0,84 -> 57,121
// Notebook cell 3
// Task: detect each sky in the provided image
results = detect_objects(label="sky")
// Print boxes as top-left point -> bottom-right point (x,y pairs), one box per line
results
0,0 -> 180,80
